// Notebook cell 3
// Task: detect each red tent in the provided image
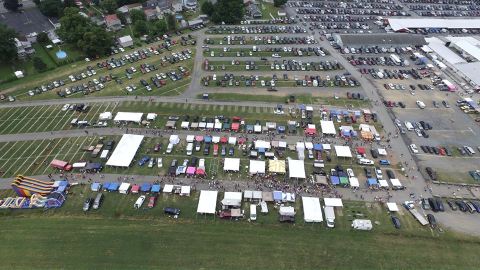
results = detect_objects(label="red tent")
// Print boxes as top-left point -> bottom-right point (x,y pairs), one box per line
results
232,116 -> 241,122
356,147 -> 366,155
195,135 -> 204,142
196,168 -> 206,176
304,128 -> 316,136
238,137 -> 247,144
231,122 -> 240,131
50,159 -> 68,170
131,184 -> 140,194
220,137 -> 228,144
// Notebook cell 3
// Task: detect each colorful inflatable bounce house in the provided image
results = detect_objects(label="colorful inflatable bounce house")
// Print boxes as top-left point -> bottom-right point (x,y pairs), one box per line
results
11,175 -> 54,197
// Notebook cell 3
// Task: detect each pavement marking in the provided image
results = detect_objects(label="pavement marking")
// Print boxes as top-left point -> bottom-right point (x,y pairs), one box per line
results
0,106 -> 35,133
40,137 -> 83,174
468,127 -> 476,135
21,105 -> 56,133
28,138 -> 67,176
13,139 -> 51,175
0,107 -> 17,122
0,141 -> 18,161
0,140 -> 33,175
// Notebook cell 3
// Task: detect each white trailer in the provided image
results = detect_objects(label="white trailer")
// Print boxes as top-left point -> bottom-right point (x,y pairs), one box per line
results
390,54 -> 401,66
324,206 -> 335,228
409,208 -> 428,226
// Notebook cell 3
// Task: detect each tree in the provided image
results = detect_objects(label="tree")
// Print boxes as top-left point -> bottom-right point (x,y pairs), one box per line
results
38,0 -> 63,17
133,20 -> 148,37
3,0 -> 20,12
116,11 -> 127,24
129,9 -> 145,23
273,0 -> 287,7
77,27 -> 113,57
0,24 -> 17,63
101,0 -> 117,14
211,0 -> 244,24
33,57 -> 47,72
57,8 -> 91,43
166,13 -> 176,31
37,32 -> 50,44
149,20 -> 167,36
201,1 -> 214,16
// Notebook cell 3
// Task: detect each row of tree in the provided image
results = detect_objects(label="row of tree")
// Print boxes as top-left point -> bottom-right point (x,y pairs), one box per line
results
201,0 -> 245,25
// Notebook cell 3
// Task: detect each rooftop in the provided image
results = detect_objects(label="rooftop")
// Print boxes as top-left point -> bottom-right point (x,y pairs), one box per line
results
336,33 -> 427,46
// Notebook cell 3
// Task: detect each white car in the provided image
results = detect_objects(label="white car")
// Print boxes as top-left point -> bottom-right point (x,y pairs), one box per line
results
134,195 -> 146,209
61,104 -> 70,111
410,144 -> 419,154
416,100 -> 425,109
157,157 -> 163,168
28,90 -> 35,96
346,168 -> 355,178
375,168 -> 383,180
358,158 -> 374,165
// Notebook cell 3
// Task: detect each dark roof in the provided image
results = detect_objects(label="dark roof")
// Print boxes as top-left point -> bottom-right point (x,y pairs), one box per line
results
337,34 -> 427,46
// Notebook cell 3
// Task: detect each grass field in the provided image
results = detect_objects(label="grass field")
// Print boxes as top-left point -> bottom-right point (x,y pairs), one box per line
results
260,1 -> 281,19
0,186 -> 478,269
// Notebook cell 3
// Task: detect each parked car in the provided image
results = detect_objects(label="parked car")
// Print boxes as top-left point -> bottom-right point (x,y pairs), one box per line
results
164,207 -> 181,216
147,196 -> 157,208
83,198 -> 93,212
427,214 -> 437,229
391,216 -> 401,229
134,195 -> 146,209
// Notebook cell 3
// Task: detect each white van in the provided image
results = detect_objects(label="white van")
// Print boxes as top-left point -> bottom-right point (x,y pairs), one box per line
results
404,121 -> 414,131
324,206 -> 335,228
166,143 -> 174,154
134,195 -> 146,209
250,204 -> 257,221
186,143 -> 193,156
464,146 -> 476,155
416,100 -> 426,109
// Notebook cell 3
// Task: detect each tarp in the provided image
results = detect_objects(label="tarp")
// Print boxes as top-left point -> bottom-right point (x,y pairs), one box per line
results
387,202 -> 399,212
269,160 -> 286,174
302,197 -> 323,223
288,159 -> 306,179
249,160 -> 266,174
324,198 -> 343,207
222,192 -> 242,207
224,158 -> 240,171
320,120 -> 336,135
197,190 -> 218,214
335,145 -> 352,158
114,112 -> 143,123
106,134 -> 144,167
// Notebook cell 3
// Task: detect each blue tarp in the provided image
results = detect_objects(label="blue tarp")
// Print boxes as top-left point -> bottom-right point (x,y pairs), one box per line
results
204,136 -> 212,143
151,184 -> 161,193
58,180 -> 68,187
108,182 -> 119,191
298,104 -> 306,110
258,148 -> 266,153
56,185 -> 66,193
273,191 -> 283,201
91,182 -> 102,191
103,182 -> 111,190
367,178 -> 378,186
314,143 -> 322,151
140,183 -> 152,192
330,176 -> 340,185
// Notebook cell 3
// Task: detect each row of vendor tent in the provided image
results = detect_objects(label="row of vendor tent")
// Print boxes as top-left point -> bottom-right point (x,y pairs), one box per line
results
93,182 -> 191,196
328,175 -> 403,189
104,112 -> 157,123
71,162 -> 103,172
366,178 -> 404,189
224,158 -> 304,179
172,121 -> 288,134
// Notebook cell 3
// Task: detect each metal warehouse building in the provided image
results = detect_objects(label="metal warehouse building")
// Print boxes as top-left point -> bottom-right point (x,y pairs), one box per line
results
333,33 -> 427,47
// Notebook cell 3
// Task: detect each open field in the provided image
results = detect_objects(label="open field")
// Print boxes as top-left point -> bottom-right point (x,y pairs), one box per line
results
0,186 -> 478,269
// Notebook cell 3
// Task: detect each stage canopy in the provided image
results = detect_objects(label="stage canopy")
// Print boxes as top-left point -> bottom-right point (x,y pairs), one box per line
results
197,190 -> 218,214
106,134 -> 144,167
288,159 -> 306,179
224,158 -> 240,171
335,145 -> 352,158
114,112 -> 143,123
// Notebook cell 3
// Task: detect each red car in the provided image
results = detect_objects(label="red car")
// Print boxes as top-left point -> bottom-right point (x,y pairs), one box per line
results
147,196 -> 157,208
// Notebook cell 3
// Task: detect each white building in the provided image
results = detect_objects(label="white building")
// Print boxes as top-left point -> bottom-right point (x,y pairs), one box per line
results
118,35 -> 134,48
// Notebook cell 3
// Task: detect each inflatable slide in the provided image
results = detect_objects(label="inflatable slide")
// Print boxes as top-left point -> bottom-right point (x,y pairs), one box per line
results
11,175 -> 54,197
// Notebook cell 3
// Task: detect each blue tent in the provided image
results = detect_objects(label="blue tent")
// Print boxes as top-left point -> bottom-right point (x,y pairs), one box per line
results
151,184 -> 161,193
330,176 -> 340,185
103,182 -> 111,191
367,178 -> 378,186
108,182 -> 119,191
314,143 -> 322,151
85,163 -> 103,171
91,182 -> 102,192
204,136 -> 212,143
273,191 -> 283,201
140,183 -> 152,192
298,104 -> 306,110
246,125 -> 254,132
258,148 -> 266,153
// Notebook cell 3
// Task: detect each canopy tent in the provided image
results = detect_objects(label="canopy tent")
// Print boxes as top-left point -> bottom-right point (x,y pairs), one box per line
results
231,122 -> 240,131
305,142 -> 313,150
302,197 -> 323,223
114,112 -> 143,123
119,182 -> 131,194
320,120 -> 336,135
180,186 -> 191,196
288,159 -> 306,179
197,190 -> 218,214
269,160 -> 286,174
249,160 -> 266,175
379,179 -> 389,188
140,183 -> 152,192
165,121 -> 176,129
254,124 -> 262,133
228,137 -> 237,145
282,192 -> 296,202
107,182 -> 119,192
146,113 -> 157,121
99,112 -> 112,120
323,144 -> 331,150
91,182 -> 102,192
204,136 -> 212,143
220,137 -> 228,144
305,124 -> 317,136
186,167 -> 196,175
186,135 -> 195,142
324,198 -> 343,207
222,192 -> 243,207
390,179 -> 403,189
378,148 -> 388,156
181,122 -> 189,129
314,175 -> 328,185
131,184 -> 140,194
151,184 -> 161,193
244,190 -> 253,200
349,177 -> 360,188
330,175 -> 340,185
262,191 -> 273,202
106,134 -> 144,167
335,145 -> 352,158
163,184 -> 174,193
356,147 -> 366,155
273,191 -> 283,202
313,144 -> 322,151
224,158 -> 240,171
367,178 -> 379,187
255,140 -> 271,150
279,206 -> 295,216
169,135 -> 180,145
212,136 -> 220,143
387,202 -> 399,212
195,135 -> 204,142
252,191 -> 262,201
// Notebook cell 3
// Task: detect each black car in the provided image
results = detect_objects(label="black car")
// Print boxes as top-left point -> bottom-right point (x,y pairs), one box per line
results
427,214 -> 437,229
469,201 -> 480,213
436,198 -> 445,212
203,144 -> 210,155
391,216 -> 401,229
421,130 -> 429,138
364,167 -> 373,178
398,102 -> 406,108
425,167 -> 437,180
386,169 -> 395,179
428,198 -> 439,212
370,149 -> 378,159
164,207 -> 180,216
455,200 -> 468,212
420,145 -> 428,153
228,147 -> 234,156
446,200 -> 457,211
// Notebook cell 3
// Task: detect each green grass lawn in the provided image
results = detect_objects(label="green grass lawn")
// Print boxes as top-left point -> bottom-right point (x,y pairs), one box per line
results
260,1 -> 280,19
0,186 -> 478,269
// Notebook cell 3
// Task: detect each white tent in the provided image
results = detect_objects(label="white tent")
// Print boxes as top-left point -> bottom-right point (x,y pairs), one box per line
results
206,122 -> 214,129
320,120 -> 336,135
390,179 -> 403,189
146,113 -> 157,121
186,135 -> 195,142
288,159 -> 306,179
119,182 -> 131,194
181,122 -> 190,129
99,112 -> 112,120
106,134 -> 144,167
305,142 -> 313,150
323,144 -> 331,150
255,140 -> 271,149
114,112 -> 143,123
324,198 -> 343,207
379,179 -> 389,188
221,192 -> 243,207
302,197 -> 323,223
163,184 -> 174,193
279,206 -> 295,216
14,71 -> 24,78
212,136 -> 220,143
197,190 -> 218,214
180,186 -> 191,196
249,160 -> 266,175
254,124 -> 262,133
378,148 -> 387,156
72,162 -> 86,169
335,145 -> 352,158
169,135 -> 180,145
349,177 -> 359,188
387,202 -> 399,212
228,137 -> 237,145
224,158 -> 240,171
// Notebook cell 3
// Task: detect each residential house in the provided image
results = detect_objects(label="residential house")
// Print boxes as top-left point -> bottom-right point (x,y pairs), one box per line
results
182,0 -> 197,10
15,37 -> 35,58
105,14 -> 122,31
144,8 -> 159,21
118,35 -> 134,48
